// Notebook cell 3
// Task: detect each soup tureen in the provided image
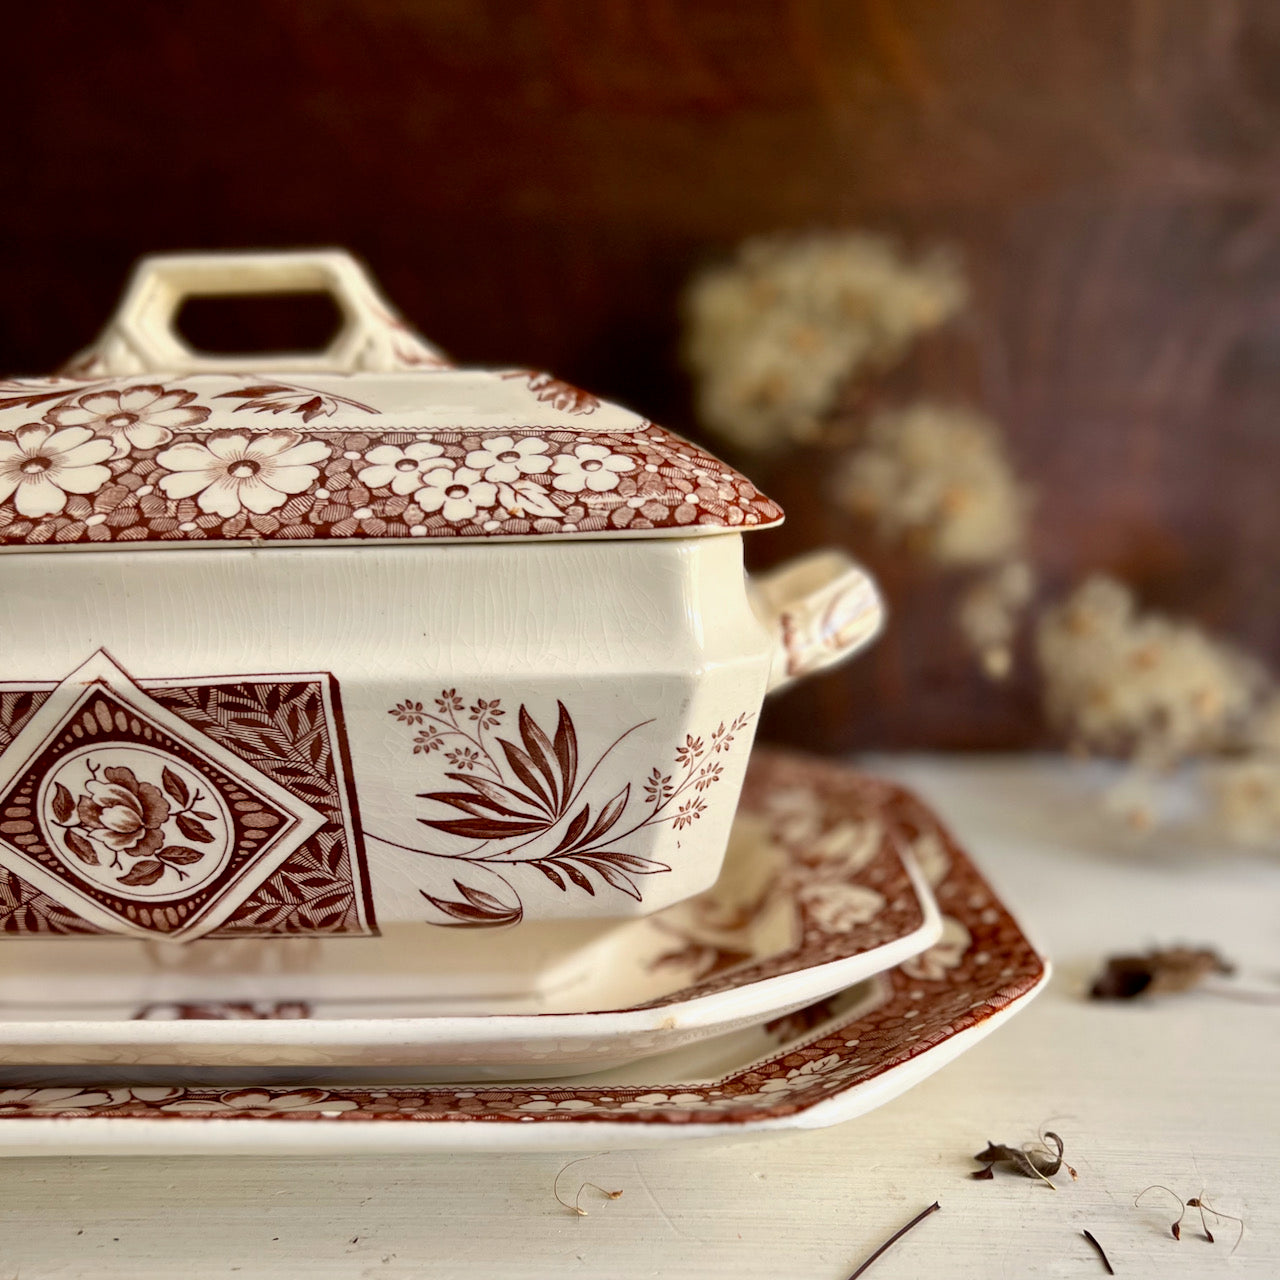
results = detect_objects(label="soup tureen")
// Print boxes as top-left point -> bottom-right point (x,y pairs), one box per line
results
0,251 -> 882,943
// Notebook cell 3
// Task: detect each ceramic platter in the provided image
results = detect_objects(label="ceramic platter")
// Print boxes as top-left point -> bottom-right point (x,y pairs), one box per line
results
0,752 -> 939,1076
0,761 -> 1047,1154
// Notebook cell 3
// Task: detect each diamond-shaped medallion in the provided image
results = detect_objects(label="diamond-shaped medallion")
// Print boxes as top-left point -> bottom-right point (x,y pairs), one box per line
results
0,653 -> 326,940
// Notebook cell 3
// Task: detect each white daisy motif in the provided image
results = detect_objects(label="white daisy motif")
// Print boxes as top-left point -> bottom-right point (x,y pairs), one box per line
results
414,465 -> 497,522
356,441 -> 446,495
160,1088 -> 356,1113
0,423 -> 113,517
45,385 -> 210,457
550,443 -> 635,493
156,430 -> 330,517
515,1098 -> 595,1113
0,1086 -> 124,1114
464,435 -> 551,483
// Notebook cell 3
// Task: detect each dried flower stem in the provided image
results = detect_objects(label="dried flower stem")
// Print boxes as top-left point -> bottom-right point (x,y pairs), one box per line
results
1135,1183 -> 1189,1239
844,1201 -> 941,1279
1134,1183 -> 1243,1250
1188,1196 -> 1245,1253
1082,1229 -> 1114,1274
552,1154 -> 624,1218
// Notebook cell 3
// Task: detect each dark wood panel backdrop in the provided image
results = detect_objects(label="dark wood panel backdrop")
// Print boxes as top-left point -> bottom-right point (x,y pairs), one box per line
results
4,0 -> 1279,751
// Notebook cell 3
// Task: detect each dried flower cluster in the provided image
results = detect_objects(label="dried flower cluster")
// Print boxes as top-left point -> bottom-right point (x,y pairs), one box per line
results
682,227 -> 1280,849
1209,754 -> 1280,845
683,233 -> 966,452
833,401 -> 1034,677
1035,576 -> 1263,766
683,230 -> 1031,677
833,403 -> 1030,568
956,560 -> 1036,679
1035,576 -> 1280,845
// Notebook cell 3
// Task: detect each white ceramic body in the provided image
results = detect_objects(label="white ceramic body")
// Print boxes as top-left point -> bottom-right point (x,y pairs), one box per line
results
0,250 -> 882,943
0,535 -> 874,934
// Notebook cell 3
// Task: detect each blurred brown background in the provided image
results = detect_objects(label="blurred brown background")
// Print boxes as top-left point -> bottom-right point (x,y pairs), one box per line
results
4,1 -> 1280,752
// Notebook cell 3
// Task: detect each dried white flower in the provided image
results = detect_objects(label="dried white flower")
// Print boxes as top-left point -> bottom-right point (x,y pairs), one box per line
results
1209,756 -> 1280,846
832,402 -> 1030,568
1035,576 -> 1265,766
957,560 -> 1036,679
683,233 -> 966,451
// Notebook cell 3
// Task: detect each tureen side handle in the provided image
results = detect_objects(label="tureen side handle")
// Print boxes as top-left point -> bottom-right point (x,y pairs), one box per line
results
751,550 -> 885,695
62,249 -> 450,376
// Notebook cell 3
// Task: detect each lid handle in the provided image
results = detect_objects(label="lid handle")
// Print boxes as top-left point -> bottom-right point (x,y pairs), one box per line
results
65,249 -> 449,376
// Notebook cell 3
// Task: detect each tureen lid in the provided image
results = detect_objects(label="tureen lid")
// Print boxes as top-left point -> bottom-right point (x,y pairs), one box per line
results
0,251 -> 782,552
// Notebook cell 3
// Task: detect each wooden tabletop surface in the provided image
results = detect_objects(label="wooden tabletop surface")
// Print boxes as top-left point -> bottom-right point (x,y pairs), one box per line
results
0,754 -> 1273,1278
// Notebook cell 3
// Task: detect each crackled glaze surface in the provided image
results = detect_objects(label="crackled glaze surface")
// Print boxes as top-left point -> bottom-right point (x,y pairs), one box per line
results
0,537 -> 786,930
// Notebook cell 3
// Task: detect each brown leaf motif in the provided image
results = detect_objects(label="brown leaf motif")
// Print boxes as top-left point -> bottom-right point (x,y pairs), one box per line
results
421,880 -> 523,927
215,382 -> 378,422
161,766 -> 190,807
118,859 -> 165,887
50,782 -> 75,824
158,845 -> 203,866
175,813 -> 215,844
62,829 -> 99,866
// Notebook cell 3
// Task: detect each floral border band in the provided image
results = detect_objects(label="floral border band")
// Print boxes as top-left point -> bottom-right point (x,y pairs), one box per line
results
0,376 -> 783,549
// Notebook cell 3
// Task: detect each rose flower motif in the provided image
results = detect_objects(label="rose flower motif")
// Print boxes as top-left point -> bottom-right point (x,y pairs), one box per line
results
0,423 -> 113,517
76,766 -> 170,859
45,385 -> 211,457
464,435 -> 551,483
357,441 -> 446,495
156,430 -> 330,517
551,443 -> 636,493
414,465 -> 497,522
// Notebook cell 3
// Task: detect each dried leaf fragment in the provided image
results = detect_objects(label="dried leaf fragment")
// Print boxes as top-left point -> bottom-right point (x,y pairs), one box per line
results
971,1131 -> 1075,1186
1082,1229 -> 1114,1275
1090,947 -> 1234,1001
844,1201 -> 940,1280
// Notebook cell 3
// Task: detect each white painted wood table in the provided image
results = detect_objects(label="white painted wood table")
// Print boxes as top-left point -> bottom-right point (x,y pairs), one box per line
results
0,756 -> 1274,1278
